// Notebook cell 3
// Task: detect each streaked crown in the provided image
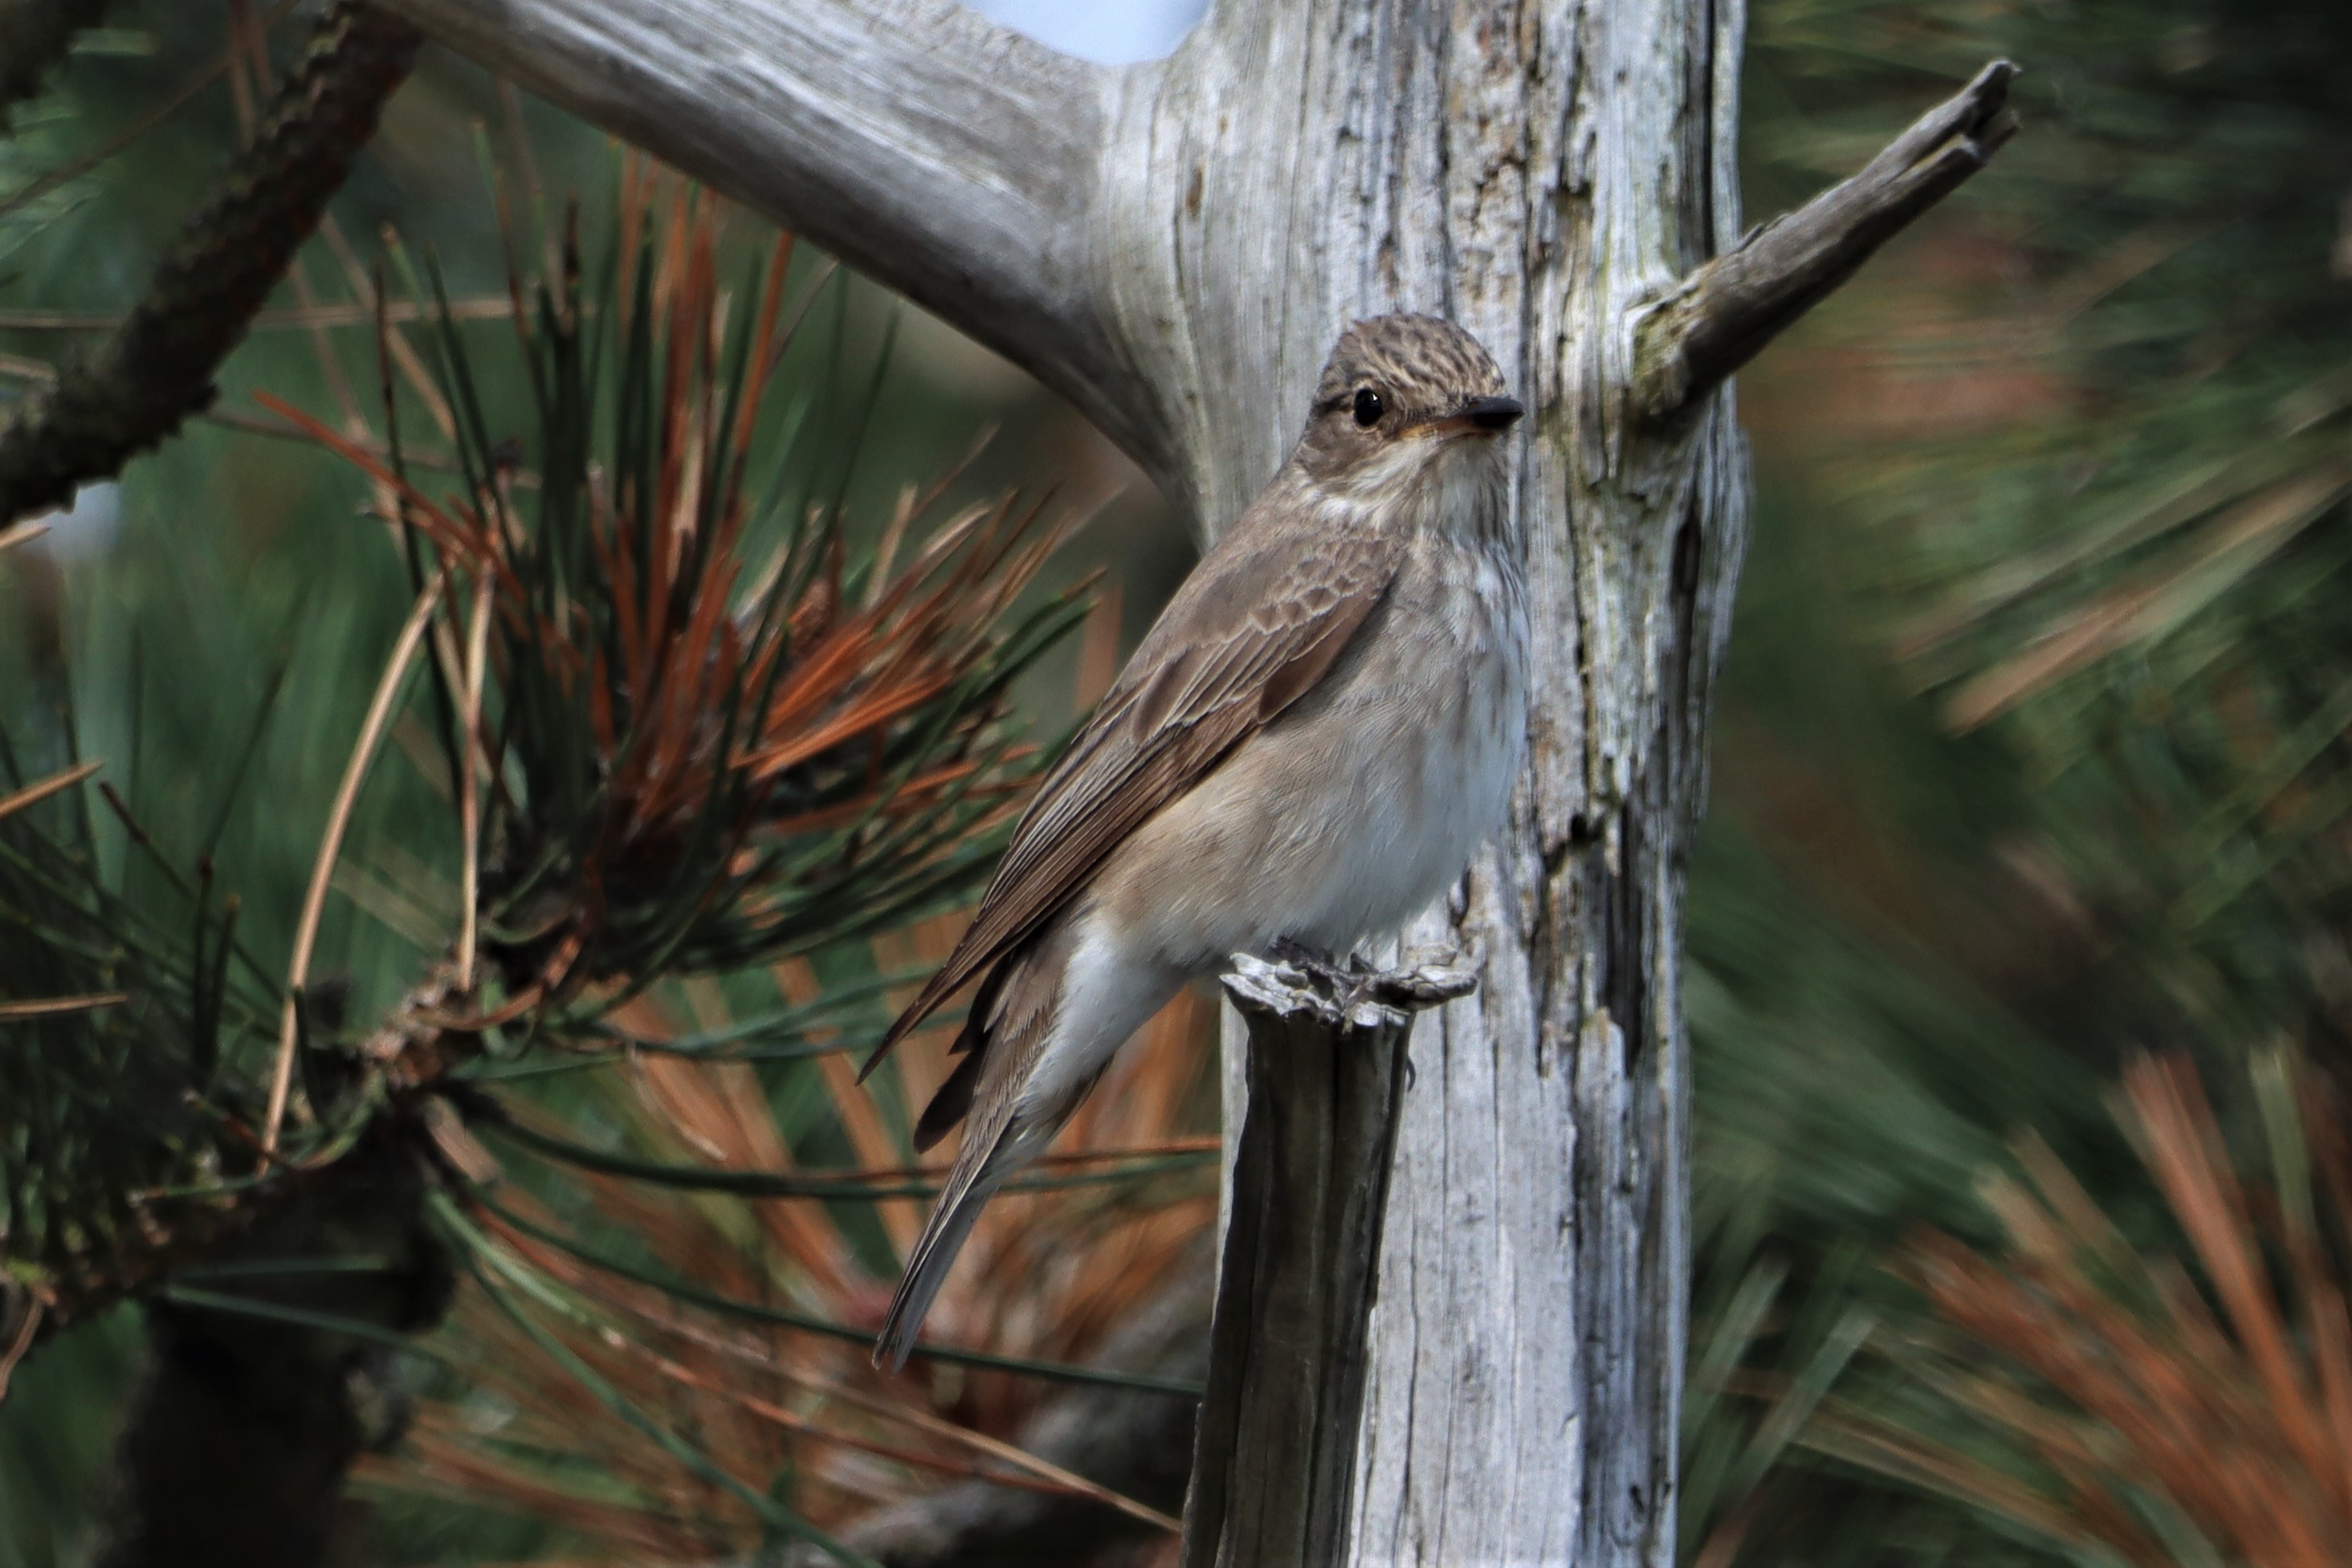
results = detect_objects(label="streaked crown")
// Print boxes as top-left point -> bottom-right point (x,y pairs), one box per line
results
1311,314 -> 1509,418
1290,315 -> 1521,491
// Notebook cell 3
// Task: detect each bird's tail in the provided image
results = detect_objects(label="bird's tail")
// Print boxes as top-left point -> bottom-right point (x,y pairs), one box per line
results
873,1124 -> 1017,1373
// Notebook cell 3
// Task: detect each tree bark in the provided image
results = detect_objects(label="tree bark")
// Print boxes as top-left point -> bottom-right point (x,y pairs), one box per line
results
1184,952 -> 1475,1567
373,2 -> 2008,1558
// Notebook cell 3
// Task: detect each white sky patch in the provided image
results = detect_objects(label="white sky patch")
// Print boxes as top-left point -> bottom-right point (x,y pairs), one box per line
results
30,483 -> 121,560
966,0 -> 1205,63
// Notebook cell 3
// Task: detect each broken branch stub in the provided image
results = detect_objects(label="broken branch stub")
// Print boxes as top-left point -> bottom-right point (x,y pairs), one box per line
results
1181,951 -> 1477,1568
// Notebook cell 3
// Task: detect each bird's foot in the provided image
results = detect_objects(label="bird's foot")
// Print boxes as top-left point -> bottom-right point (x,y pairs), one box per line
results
1231,940 -> 1478,1034
1266,935 -> 1352,975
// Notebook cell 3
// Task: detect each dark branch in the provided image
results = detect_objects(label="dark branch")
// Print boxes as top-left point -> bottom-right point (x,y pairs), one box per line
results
0,0 -> 113,132
1634,58 -> 2020,421
83,1133 -> 451,1568
0,0 -> 421,531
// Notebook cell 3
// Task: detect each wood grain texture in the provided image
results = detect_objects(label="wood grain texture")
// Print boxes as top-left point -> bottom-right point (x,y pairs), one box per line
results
1183,954 -> 1478,1568
376,2 -> 2004,1558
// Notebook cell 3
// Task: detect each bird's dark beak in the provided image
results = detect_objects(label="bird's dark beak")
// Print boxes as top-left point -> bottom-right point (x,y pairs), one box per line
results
1428,395 -> 1526,436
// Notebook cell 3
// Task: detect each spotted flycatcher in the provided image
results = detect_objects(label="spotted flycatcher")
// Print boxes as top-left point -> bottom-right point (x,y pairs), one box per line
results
863,314 -> 1528,1370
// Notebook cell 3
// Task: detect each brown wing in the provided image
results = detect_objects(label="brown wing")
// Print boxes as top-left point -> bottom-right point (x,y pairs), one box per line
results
858,514 -> 1402,1080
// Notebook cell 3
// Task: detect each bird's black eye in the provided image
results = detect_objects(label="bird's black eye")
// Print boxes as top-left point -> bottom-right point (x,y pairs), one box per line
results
1352,387 -> 1384,426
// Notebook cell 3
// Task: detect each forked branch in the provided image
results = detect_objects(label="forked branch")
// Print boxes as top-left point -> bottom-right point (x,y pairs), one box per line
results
1634,59 -> 2020,420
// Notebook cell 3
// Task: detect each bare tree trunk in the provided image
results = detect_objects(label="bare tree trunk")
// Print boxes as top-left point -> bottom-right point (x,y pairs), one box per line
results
375,2 -> 2011,1557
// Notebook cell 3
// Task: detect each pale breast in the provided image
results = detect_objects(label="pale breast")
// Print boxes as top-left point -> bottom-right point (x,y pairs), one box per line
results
1099,530 -> 1530,970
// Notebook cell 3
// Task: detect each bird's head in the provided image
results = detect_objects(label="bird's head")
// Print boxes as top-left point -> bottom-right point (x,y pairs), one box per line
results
1293,314 -> 1523,503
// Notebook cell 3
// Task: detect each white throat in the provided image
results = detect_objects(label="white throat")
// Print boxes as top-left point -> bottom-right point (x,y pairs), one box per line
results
1320,433 -> 1514,550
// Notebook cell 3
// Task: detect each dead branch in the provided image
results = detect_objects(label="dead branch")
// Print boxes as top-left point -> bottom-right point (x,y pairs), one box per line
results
1633,59 -> 2020,421
1180,951 -> 1478,1568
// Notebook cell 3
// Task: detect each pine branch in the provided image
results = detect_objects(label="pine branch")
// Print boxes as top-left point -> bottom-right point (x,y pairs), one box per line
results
81,1135 -> 451,1568
772,1251 -> 1211,1568
0,0 -> 422,530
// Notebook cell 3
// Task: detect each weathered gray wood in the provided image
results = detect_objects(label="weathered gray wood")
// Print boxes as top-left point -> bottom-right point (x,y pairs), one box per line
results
374,2 -> 2011,1558
376,0 -> 1144,458
1633,59 -> 2020,420
1184,952 -> 1477,1568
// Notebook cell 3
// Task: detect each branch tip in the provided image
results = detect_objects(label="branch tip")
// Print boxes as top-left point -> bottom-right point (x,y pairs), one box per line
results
1635,56 -> 2022,421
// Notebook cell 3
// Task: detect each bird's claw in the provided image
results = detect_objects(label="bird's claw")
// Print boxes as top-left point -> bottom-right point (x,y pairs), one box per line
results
1267,935 -> 1348,974
1229,941 -> 1478,1032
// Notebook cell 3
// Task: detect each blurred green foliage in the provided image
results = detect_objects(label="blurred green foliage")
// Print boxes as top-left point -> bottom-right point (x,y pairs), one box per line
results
1683,0 -> 2352,1561
1741,0 -> 2352,1051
